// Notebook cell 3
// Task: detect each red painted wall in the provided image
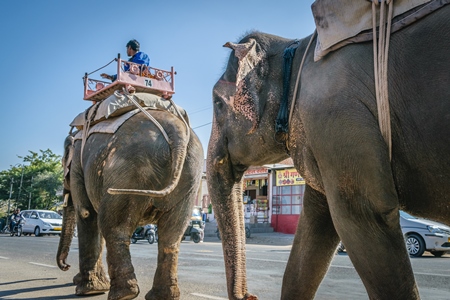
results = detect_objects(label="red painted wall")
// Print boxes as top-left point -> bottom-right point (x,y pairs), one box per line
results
271,215 -> 299,234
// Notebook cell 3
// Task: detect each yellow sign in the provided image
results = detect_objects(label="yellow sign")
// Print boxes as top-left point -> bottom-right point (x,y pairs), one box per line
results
276,168 -> 305,186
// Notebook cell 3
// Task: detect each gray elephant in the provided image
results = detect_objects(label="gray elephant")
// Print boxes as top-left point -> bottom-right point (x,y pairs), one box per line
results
207,3 -> 450,300
57,97 -> 204,300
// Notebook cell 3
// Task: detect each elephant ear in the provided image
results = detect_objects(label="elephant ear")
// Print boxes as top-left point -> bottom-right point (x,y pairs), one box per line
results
224,38 -> 268,133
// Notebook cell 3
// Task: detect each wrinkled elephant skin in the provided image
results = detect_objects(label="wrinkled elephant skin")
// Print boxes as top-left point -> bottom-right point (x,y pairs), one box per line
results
57,110 -> 203,300
207,6 -> 450,300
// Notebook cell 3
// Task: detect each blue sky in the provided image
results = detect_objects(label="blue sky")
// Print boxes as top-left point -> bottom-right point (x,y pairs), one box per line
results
0,1 -> 315,171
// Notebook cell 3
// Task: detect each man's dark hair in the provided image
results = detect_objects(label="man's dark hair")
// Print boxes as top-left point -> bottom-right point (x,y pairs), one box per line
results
126,39 -> 140,51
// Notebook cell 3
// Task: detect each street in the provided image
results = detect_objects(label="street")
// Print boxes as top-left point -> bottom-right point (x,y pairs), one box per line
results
1,234 -> 450,299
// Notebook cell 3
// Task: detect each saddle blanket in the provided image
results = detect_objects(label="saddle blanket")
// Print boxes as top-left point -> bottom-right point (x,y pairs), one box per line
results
312,0 -> 448,61
70,91 -> 188,129
73,109 -> 139,141
70,91 -> 189,141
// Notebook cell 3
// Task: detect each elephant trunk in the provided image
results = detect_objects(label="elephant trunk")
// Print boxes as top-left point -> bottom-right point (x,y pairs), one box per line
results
107,120 -> 190,198
207,146 -> 256,299
56,191 -> 76,271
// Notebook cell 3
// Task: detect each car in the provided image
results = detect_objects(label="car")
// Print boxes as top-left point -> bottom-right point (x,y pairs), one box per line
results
337,211 -> 450,257
21,209 -> 63,236
401,210 -> 450,257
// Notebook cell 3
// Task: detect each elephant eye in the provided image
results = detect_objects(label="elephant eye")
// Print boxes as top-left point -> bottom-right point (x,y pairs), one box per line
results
213,97 -> 223,110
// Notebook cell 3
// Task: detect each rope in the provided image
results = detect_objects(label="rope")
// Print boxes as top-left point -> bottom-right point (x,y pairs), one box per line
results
80,102 -> 100,168
285,30 -> 317,151
372,0 -> 394,160
167,97 -> 191,142
86,58 -> 117,76
123,89 -> 170,144
124,88 -> 191,146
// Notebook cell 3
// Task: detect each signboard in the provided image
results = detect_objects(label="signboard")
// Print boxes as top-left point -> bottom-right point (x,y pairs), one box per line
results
276,168 -> 305,186
245,167 -> 268,175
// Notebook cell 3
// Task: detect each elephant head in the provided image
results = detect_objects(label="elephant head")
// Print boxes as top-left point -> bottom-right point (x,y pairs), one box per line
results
207,32 -> 293,299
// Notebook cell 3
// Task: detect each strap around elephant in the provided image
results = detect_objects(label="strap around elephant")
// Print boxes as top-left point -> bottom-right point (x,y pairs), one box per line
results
123,89 -> 170,144
275,40 -> 300,140
275,31 -> 316,152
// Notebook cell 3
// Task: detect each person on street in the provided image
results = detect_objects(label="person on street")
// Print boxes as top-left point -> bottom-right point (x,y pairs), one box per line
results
10,208 -> 25,232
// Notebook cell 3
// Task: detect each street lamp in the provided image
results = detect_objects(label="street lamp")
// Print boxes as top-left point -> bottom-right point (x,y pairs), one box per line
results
17,165 -> 24,206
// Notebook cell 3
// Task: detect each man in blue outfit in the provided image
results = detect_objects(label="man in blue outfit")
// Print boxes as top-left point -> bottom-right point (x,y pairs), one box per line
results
101,39 -> 150,81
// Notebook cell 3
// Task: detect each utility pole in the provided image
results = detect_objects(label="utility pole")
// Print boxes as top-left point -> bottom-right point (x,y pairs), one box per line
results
28,176 -> 33,210
6,178 -> 14,227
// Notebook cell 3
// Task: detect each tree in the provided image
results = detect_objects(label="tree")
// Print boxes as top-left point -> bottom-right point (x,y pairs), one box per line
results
0,149 -> 63,218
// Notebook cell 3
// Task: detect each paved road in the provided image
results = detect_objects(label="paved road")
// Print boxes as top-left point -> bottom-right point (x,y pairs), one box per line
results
1,233 -> 450,299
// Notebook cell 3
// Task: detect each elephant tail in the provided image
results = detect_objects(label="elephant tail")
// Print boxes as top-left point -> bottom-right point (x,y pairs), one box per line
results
56,191 -> 76,271
107,110 -> 191,198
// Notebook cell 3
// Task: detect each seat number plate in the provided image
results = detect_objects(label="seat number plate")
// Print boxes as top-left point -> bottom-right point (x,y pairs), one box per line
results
144,79 -> 153,87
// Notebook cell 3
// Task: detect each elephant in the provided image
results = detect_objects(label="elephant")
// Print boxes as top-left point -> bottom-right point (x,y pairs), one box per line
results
56,99 -> 204,300
206,4 -> 450,300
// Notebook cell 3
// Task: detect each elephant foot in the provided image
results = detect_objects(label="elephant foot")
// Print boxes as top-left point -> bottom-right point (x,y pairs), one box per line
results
145,285 -> 180,300
244,294 -> 258,300
74,271 -> 110,296
73,272 -> 82,285
108,278 -> 139,300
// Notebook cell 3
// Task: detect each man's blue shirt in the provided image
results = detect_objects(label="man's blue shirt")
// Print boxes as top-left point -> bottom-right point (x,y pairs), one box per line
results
112,51 -> 150,81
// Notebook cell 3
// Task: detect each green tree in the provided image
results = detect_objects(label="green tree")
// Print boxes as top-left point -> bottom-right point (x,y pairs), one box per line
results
0,149 -> 63,218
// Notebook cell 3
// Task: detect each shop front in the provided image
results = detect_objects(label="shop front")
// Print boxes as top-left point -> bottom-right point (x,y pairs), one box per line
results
242,167 -> 269,224
270,167 -> 305,234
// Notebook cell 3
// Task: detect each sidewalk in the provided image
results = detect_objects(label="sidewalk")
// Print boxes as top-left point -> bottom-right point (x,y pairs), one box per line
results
204,230 -> 294,246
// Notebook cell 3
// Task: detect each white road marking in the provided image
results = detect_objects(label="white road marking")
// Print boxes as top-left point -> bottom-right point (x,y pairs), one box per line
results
330,264 -> 450,277
412,271 -> 450,278
190,293 -> 228,300
330,264 -> 355,269
29,262 -> 57,268
0,256 -> 10,259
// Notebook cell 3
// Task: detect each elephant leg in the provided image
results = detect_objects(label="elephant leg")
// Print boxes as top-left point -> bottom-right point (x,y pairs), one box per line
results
145,208 -> 187,300
99,196 -> 141,300
328,183 -> 419,299
281,186 -> 340,299
72,189 -> 110,295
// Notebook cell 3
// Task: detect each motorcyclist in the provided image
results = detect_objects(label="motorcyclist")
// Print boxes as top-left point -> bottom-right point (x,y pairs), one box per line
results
133,226 -> 145,237
10,208 -> 25,232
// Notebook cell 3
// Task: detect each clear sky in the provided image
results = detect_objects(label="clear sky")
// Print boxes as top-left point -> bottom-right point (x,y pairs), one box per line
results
0,0 -> 315,171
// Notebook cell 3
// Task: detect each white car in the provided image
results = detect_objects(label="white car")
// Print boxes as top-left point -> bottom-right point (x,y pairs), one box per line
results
21,209 -> 63,236
401,210 -> 450,257
337,211 -> 450,257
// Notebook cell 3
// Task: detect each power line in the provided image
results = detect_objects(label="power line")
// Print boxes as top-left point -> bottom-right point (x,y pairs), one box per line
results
189,106 -> 212,115
192,122 -> 212,129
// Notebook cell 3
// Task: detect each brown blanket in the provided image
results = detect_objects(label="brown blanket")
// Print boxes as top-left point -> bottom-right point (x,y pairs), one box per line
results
70,91 -> 189,130
312,0 -> 448,61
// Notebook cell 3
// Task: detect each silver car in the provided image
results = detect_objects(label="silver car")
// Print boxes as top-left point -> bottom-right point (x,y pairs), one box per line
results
401,210 -> 450,257
337,211 -> 450,257
21,209 -> 63,236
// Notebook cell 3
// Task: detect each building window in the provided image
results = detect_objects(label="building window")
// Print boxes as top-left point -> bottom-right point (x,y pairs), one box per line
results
272,184 -> 305,215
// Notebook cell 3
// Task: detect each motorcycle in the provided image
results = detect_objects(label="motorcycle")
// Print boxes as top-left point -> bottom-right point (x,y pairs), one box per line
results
131,224 -> 157,244
216,224 -> 251,241
10,220 -> 25,237
336,241 -> 346,253
182,220 -> 204,243
147,224 -> 157,244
